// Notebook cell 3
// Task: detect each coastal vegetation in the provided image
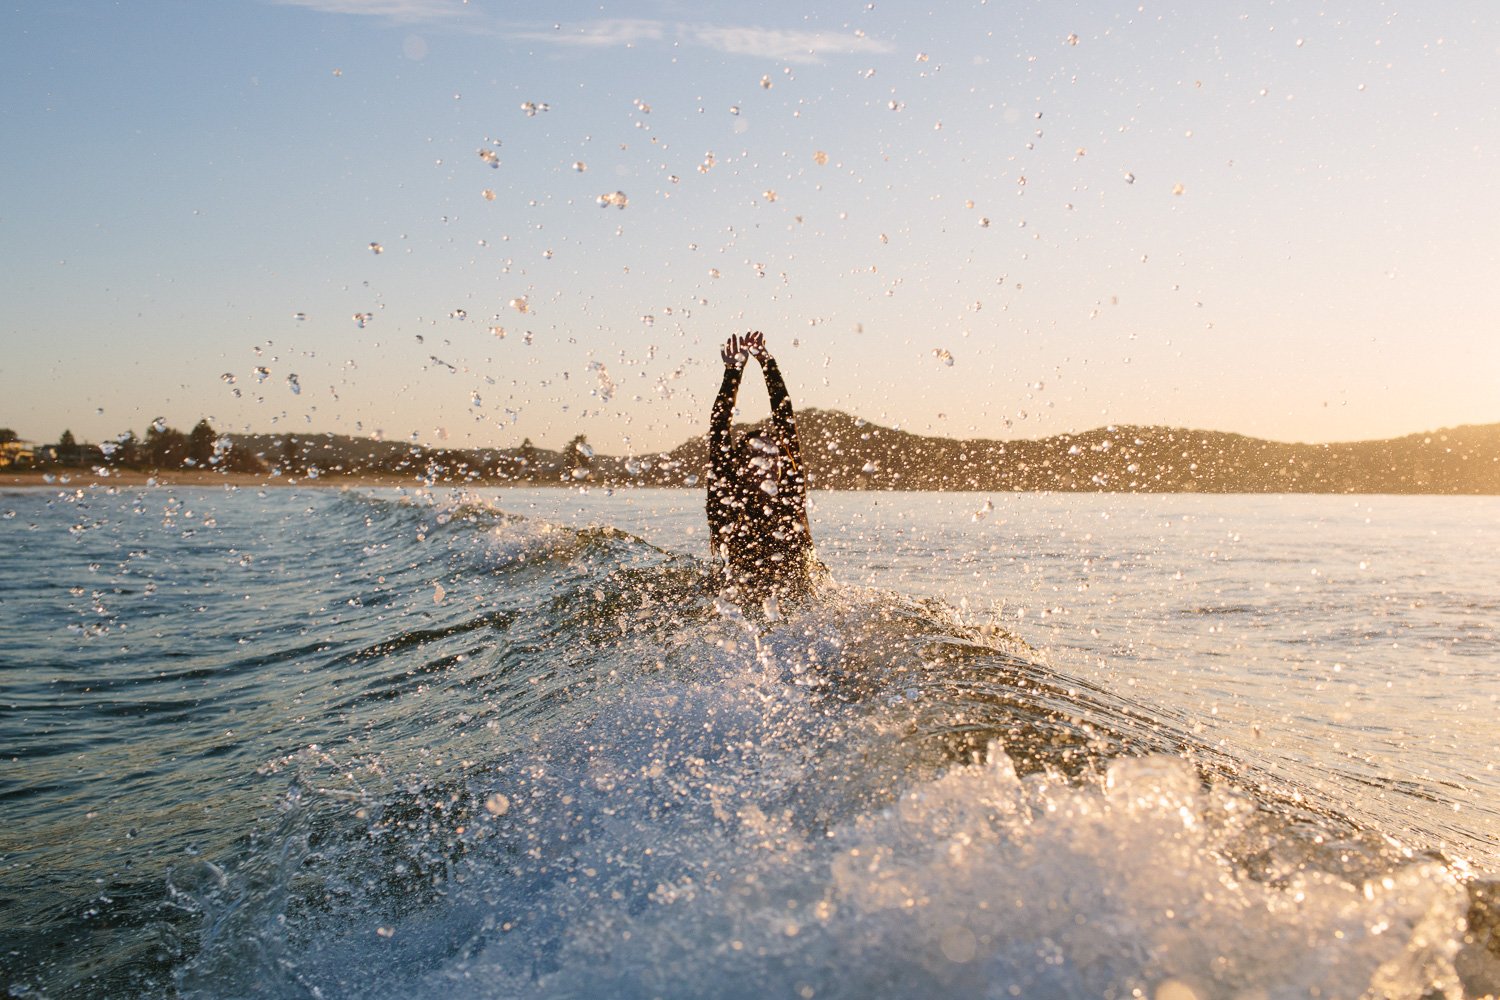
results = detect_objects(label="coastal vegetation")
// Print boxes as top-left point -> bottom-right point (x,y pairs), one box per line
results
3,414 -> 1497,494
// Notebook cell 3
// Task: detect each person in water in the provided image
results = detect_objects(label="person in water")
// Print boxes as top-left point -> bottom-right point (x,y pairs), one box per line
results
707,331 -> 826,605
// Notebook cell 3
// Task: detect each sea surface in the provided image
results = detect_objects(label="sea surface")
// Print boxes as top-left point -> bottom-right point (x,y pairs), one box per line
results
2,484 -> 1498,999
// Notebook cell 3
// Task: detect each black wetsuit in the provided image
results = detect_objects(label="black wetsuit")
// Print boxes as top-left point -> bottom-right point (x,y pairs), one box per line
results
706,354 -> 822,602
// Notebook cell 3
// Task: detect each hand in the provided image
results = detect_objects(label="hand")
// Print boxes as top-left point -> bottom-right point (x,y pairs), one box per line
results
741,330 -> 768,361
720,334 -> 747,369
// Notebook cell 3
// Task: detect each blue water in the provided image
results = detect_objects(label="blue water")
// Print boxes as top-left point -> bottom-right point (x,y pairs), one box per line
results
2,485 -> 1498,998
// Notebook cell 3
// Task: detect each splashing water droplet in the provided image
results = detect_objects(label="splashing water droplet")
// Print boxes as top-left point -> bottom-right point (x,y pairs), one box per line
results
572,161 -> 587,172
933,348 -> 955,366
287,374 -> 301,395
253,367 -> 270,383
641,315 -> 655,326
471,392 -> 482,408
490,325 -> 506,338
596,191 -> 629,209
368,242 -> 383,254
151,416 -> 168,433
220,373 -> 237,385
509,297 -> 529,314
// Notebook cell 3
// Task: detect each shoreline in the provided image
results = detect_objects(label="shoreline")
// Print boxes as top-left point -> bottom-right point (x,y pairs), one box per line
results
0,469 -> 438,490
3,469 -> 1498,497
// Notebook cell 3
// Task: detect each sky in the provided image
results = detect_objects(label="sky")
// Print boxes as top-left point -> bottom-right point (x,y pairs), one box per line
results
3,0 -> 1498,455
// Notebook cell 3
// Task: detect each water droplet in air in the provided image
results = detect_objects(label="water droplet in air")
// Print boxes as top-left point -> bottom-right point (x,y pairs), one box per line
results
287,374 -> 301,394
293,312 -> 306,321
574,440 -> 594,459
354,312 -> 373,328
860,461 -> 878,475
1124,172 -> 1135,184
596,191 -> 628,209
484,793 -> 510,816
471,392 -> 482,407
759,479 -> 779,495
729,105 -> 740,116
979,217 -> 990,228
478,148 -> 500,168
450,308 -> 467,320
253,367 -> 270,383
482,189 -> 496,201
369,242 -> 383,254
572,161 -> 587,172
151,416 -> 168,433
760,75 -> 772,89
221,373 -> 237,385
509,297 -> 529,313
641,314 -> 655,326
813,150 -> 829,166
490,325 -> 506,338
933,348 -> 955,366
520,100 -> 549,116
1066,32 -> 1079,45
763,190 -> 777,202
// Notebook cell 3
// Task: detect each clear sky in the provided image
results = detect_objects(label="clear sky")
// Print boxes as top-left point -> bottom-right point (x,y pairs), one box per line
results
3,0 -> 1497,455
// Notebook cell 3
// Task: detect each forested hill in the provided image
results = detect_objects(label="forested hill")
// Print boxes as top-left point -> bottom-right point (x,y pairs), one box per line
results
225,413 -> 1500,494
738,411 -> 1500,494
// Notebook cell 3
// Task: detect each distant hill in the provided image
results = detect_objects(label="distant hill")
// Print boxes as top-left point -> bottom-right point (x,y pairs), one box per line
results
226,414 -> 1500,494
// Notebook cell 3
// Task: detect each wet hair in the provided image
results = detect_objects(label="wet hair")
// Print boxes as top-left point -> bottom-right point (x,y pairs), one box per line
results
732,427 -> 784,483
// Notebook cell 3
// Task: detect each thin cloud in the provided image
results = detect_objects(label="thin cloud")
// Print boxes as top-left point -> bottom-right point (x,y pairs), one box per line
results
269,0 -> 475,25
515,19 -> 893,64
514,19 -> 668,50
683,24 -> 894,63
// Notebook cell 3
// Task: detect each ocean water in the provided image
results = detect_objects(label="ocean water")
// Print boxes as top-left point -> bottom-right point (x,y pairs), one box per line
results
2,484 -> 1498,999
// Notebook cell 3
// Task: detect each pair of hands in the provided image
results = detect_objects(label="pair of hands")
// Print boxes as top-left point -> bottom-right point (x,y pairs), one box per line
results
721,330 -> 769,369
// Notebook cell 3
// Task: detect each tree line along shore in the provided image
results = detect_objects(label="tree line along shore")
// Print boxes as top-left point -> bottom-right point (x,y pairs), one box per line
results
3,412 -> 1498,494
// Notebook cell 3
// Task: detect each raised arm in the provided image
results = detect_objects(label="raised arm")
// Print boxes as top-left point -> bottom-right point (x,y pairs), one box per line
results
744,332 -> 803,469
709,334 -> 746,484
